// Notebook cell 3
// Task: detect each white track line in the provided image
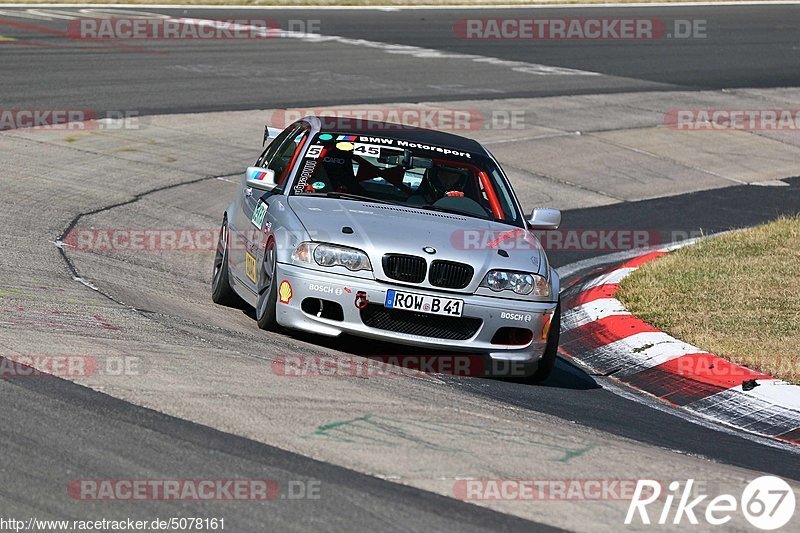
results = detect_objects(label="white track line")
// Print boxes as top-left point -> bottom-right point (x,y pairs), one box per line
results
2,2 -> 800,9
174,17 -> 600,77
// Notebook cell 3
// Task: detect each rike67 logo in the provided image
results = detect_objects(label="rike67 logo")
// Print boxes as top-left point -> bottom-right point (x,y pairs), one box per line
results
626,476 -> 796,530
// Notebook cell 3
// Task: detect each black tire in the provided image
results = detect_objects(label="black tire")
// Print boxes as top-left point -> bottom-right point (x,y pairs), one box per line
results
526,300 -> 561,383
255,240 -> 279,331
211,218 -> 242,307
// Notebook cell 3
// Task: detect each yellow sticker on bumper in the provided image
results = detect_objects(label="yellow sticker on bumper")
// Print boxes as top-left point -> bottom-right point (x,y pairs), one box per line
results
245,252 -> 258,283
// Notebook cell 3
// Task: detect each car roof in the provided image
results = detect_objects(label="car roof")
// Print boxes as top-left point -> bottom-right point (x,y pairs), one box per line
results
305,115 -> 488,156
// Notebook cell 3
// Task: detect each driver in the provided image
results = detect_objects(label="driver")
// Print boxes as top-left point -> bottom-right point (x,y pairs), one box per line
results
431,167 -> 468,198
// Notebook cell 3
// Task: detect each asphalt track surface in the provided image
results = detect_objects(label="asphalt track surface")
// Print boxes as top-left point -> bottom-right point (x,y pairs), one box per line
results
0,367 -> 548,532
1,4 -> 800,531
0,4 -> 798,114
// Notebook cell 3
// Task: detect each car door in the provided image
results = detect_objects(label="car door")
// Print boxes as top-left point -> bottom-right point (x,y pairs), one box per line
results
232,124 -> 310,294
229,126 -> 292,284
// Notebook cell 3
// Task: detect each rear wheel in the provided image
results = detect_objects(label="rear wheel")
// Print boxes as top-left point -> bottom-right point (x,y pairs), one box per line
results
256,240 -> 279,331
526,300 -> 561,383
211,218 -> 242,307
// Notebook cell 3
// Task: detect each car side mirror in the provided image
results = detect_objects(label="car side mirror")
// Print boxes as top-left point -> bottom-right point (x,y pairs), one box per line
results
528,208 -> 561,230
245,166 -> 277,191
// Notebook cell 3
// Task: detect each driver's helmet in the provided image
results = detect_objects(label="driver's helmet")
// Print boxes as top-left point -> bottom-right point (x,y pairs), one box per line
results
430,166 -> 469,197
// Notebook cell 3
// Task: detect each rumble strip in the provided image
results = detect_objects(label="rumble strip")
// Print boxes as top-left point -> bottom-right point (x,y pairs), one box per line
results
559,249 -> 800,446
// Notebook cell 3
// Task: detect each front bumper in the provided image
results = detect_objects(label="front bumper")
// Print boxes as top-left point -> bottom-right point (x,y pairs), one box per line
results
275,263 -> 558,366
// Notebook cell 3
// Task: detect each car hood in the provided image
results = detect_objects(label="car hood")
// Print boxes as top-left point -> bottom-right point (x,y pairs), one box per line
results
288,196 -> 547,289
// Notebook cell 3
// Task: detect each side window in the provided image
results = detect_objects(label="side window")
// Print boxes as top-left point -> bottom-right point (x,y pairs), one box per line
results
268,128 -> 309,185
257,127 -> 295,168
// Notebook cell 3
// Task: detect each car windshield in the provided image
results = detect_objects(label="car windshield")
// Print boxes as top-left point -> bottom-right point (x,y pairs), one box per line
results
289,132 -> 523,227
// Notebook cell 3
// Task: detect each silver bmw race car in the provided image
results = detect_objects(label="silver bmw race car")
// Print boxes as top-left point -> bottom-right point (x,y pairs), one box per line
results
212,116 -> 562,381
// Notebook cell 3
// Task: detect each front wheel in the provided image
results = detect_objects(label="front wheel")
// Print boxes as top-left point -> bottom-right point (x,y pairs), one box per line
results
211,218 -> 242,307
256,240 -> 279,331
526,300 -> 561,383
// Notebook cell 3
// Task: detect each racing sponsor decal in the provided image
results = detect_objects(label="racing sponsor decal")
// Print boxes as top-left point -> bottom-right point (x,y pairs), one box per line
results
352,143 -> 382,157
250,201 -> 268,230
314,134 -> 473,159
321,156 -> 345,165
305,144 -> 324,158
335,142 -> 354,151
500,312 -> 533,323
245,253 -> 258,283
349,136 -> 473,159
293,160 -> 317,194
319,133 -> 333,140
308,283 -> 343,296
279,280 -> 293,304
250,170 -> 271,183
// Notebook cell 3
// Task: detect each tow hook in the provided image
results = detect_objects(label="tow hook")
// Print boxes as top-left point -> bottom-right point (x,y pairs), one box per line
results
355,291 -> 369,310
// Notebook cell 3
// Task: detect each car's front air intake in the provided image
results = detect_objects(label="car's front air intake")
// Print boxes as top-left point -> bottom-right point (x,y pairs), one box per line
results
382,254 -> 427,283
360,304 -> 482,340
429,260 -> 473,289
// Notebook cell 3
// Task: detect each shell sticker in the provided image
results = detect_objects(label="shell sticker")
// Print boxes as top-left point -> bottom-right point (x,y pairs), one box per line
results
279,280 -> 293,304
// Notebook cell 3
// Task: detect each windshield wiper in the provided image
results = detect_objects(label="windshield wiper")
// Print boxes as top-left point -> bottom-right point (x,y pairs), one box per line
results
303,192 -> 395,205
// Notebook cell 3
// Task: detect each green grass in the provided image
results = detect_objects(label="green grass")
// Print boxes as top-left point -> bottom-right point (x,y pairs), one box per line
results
617,215 -> 800,384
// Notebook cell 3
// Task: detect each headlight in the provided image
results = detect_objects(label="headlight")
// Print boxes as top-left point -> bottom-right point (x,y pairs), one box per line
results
291,242 -> 372,272
291,242 -> 314,264
484,270 -> 550,297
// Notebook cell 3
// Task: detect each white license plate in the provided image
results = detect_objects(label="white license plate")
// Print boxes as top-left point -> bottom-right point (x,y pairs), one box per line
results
384,289 -> 463,317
